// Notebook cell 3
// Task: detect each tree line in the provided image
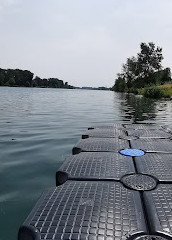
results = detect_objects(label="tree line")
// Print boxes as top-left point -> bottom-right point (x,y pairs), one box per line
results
112,42 -> 171,93
0,68 -> 74,89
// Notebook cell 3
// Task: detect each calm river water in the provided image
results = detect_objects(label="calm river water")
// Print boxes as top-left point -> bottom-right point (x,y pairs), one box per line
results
0,87 -> 172,240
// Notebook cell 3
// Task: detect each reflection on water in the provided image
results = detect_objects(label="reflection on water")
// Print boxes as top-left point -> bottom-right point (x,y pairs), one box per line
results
116,92 -> 172,125
0,87 -> 172,240
119,93 -> 157,122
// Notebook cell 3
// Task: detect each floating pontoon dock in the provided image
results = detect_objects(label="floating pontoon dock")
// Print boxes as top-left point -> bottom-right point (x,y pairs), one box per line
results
18,124 -> 172,240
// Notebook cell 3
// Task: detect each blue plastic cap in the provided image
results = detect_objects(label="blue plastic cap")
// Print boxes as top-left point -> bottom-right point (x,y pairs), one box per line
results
120,149 -> 145,157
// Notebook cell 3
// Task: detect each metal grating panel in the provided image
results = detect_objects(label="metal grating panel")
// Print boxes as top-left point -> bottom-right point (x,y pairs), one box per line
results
143,184 -> 172,238
135,153 -> 172,182
19,181 -> 147,240
130,139 -> 172,153
82,128 -> 127,139
57,152 -> 135,182
72,138 -> 130,154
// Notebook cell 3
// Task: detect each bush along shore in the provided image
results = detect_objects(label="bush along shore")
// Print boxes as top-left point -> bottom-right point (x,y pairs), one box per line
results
112,42 -> 172,99
138,84 -> 172,99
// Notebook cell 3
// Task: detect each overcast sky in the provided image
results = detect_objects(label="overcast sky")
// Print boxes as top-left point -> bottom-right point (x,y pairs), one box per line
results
0,0 -> 172,87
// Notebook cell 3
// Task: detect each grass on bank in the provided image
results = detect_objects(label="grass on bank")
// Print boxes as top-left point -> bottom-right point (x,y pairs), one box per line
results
157,84 -> 172,97
136,83 -> 172,99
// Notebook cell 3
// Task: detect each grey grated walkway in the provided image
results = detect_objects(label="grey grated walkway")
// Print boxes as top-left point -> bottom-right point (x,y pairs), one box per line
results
124,124 -> 162,130
82,128 -> 127,139
130,138 -> 172,153
18,124 -> 172,240
143,184 -> 172,237
56,152 -> 135,183
19,181 -> 147,240
72,138 -> 130,154
134,153 -> 172,182
127,129 -> 171,138
88,123 -> 124,129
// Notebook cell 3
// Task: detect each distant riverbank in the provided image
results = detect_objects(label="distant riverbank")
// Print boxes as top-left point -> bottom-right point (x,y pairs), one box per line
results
0,67 -> 74,89
0,67 -> 110,90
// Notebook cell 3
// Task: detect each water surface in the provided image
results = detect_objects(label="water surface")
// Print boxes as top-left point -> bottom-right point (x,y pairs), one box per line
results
0,87 -> 172,240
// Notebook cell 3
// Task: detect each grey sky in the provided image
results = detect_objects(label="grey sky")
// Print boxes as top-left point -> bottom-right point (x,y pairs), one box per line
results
0,0 -> 172,87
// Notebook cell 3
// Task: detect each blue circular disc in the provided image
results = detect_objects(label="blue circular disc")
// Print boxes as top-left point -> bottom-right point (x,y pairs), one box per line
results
120,149 -> 145,157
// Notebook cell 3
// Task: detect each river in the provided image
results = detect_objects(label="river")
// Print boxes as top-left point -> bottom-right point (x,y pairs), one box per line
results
0,87 -> 172,240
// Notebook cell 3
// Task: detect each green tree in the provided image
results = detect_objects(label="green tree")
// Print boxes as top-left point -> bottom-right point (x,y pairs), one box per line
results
137,42 -> 163,79
9,77 -> 16,86
0,71 -> 5,86
64,82 -> 69,88
42,78 -> 48,87
33,76 -> 43,87
48,78 -> 64,88
113,42 -> 167,91
153,68 -> 171,85
121,57 -> 138,88
12,69 -> 33,86
112,76 -> 127,92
